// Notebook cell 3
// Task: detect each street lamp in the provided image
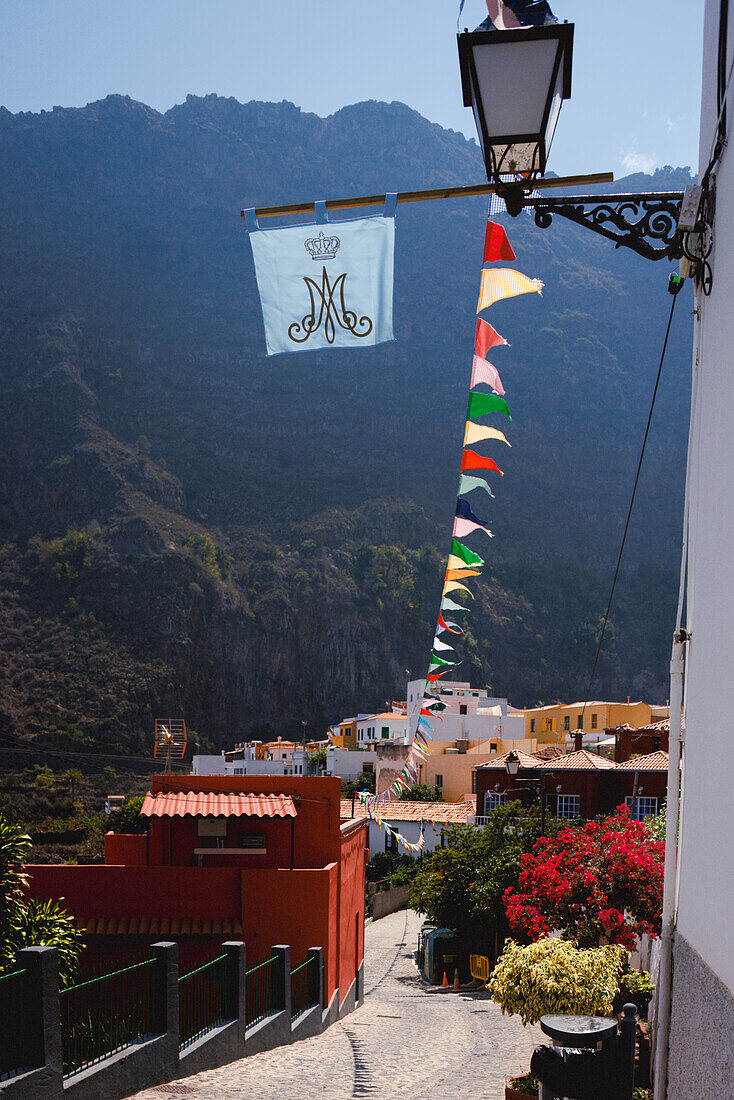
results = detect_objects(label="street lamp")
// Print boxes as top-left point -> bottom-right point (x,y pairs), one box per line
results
504,751 -> 546,835
457,22 -> 574,196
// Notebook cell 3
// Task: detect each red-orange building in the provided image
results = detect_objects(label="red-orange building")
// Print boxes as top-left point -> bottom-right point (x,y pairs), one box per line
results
25,774 -> 368,1012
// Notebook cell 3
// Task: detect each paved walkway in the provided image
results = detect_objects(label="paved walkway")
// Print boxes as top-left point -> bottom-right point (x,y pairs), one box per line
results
133,910 -> 543,1100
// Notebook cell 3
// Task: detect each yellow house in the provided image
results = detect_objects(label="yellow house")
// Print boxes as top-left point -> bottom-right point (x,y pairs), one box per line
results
520,701 -> 657,744
331,718 -> 358,750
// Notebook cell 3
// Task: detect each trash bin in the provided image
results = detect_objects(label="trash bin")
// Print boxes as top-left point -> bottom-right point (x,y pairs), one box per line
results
531,1004 -> 638,1100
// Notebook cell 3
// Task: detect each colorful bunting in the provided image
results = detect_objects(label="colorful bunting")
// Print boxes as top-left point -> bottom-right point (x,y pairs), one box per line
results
467,391 -> 512,421
458,473 -> 495,499
483,219 -> 517,263
475,318 -> 508,358
432,636 -> 454,652
470,354 -> 505,395
443,580 -> 475,596
464,422 -> 511,448
453,517 -> 493,540
460,450 -> 504,475
441,596 -> 472,612
477,268 -> 544,313
450,538 -> 485,566
437,611 -> 463,633
456,498 -> 489,526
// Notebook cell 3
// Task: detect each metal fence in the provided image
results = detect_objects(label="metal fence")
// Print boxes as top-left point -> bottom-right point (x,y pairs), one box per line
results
245,954 -> 280,1028
60,957 -> 158,1078
290,955 -> 317,1022
0,967 -> 37,1081
178,953 -> 230,1050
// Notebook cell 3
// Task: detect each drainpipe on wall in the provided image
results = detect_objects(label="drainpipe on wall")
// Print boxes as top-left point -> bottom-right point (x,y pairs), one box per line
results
653,631 -> 687,1100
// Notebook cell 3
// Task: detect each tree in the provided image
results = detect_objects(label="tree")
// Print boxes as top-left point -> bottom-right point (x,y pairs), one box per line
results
502,806 -> 664,949
409,802 -> 550,951
63,768 -> 83,802
398,783 -> 443,802
108,795 -> 147,834
0,812 -> 83,983
342,772 -> 375,797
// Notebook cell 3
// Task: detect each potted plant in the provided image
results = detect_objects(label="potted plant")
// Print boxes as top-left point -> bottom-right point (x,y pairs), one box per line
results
505,1071 -> 539,1099
490,938 -> 625,1098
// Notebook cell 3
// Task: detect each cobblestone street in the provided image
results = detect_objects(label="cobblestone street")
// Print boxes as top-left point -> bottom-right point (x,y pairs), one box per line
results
133,909 -> 542,1100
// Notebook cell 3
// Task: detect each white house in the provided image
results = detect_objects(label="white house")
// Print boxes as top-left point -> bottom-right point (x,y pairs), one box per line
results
406,678 -> 525,741
339,799 -> 474,858
659,6 -> 734,1097
356,711 -> 408,746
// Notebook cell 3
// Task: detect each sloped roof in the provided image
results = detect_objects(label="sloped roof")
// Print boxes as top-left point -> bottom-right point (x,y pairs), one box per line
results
339,800 -> 473,824
616,751 -> 669,771
141,791 -> 297,818
536,749 -> 616,770
475,750 -> 544,770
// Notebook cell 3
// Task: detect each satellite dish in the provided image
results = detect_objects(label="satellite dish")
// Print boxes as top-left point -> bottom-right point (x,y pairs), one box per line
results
154,719 -> 187,771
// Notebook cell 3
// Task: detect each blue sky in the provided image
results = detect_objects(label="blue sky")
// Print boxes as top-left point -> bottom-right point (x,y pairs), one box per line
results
1,0 -> 703,177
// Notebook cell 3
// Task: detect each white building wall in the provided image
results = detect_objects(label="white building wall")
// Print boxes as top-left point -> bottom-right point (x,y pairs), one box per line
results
359,816 -> 469,859
667,6 -> 734,1097
675,0 -> 734,998
324,749 -> 377,781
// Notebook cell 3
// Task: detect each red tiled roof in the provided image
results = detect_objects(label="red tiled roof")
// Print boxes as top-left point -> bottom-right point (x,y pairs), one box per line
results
475,750 -> 544,770
140,791 -> 297,818
339,800 -> 473,824
609,721 -> 670,734
74,917 -> 243,937
537,749 -> 616,770
616,751 -> 669,771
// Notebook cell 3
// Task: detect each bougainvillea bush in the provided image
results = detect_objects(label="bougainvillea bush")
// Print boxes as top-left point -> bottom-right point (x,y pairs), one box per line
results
502,806 -> 664,949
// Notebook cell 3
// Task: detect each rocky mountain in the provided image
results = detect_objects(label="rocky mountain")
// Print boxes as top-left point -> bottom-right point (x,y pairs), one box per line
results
0,95 -> 693,756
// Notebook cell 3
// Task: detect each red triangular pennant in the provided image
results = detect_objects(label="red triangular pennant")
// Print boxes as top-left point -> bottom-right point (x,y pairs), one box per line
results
483,219 -> 516,263
475,318 -> 508,359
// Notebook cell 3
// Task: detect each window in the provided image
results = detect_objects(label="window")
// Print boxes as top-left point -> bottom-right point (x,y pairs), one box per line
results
490,743 -> 498,753
459,704 -> 467,715
239,831 -> 265,849
556,794 -> 581,820
591,713 -> 598,730
435,774 -> 443,789
362,763 -> 374,774
472,771 -> 476,793
625,795 -> 659,821
530,718 -> 536,733
382,726 -> 389,738
385,830 -> 398,853
484,791 -> 507,813
577,715 -> 583,729
544,718 -> 553,732
564,716 -> 570,731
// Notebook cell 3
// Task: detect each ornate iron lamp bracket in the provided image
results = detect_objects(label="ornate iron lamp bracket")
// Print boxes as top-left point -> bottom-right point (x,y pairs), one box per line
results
525,191 -> 685,262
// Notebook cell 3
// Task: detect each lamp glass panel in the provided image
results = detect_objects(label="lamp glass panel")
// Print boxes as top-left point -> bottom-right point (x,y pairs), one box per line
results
543,58 -> 565,158
470,38 -> 559,138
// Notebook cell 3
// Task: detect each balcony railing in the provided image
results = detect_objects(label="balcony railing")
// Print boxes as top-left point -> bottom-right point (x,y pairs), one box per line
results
178,952 -> 230,1050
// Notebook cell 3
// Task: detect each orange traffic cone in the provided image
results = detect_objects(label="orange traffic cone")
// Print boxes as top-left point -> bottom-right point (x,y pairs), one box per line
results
441,970 -> 449,987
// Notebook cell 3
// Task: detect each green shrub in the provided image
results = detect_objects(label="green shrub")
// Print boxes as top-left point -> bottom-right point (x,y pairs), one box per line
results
488,938 -> 625,1025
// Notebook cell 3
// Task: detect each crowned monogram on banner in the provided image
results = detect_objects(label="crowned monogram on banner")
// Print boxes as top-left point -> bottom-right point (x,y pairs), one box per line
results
244,196 -> 396,356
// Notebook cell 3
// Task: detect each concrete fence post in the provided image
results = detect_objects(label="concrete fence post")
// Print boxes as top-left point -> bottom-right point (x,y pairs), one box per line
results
222,941 -> 246,1029
17,945 -> 63,1093
272,945 -> 291,1020
151,940 -> 179,1069
307,946 -> 324,1010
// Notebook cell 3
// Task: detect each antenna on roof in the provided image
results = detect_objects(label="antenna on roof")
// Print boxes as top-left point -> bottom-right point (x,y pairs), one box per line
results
154,718 -> 187,773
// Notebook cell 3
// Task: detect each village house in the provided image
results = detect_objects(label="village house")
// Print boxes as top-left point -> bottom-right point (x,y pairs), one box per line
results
340,798 -> 475,857
25,773 -> 368,1007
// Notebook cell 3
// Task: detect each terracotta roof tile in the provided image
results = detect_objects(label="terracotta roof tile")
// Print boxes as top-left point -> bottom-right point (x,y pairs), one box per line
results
616,751 -> 669,770
537,749 -> 616,770
141,791 -> 297,818
475,750 -> 544,770
340,800 -> 472,824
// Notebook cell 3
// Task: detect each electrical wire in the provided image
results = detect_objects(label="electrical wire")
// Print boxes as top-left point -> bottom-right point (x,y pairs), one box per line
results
581,280 -> 683,723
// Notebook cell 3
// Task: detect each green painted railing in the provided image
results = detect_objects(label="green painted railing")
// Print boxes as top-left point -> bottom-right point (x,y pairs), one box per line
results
245,954 -> 280,1028
60,957 -> 158,1078
0,967 -> 37,1081
290,955 -> 317,1022
178,953 -> 229,1050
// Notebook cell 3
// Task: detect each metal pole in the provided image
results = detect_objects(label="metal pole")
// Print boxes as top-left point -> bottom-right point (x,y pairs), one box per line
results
539,773 -> 546,837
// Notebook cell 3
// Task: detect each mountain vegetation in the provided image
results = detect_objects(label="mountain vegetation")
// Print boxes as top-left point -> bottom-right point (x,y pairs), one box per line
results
0,94 -> 693,759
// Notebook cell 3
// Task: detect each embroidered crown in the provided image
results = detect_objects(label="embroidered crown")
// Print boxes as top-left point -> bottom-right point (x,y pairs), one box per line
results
304,231 -> 340,261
